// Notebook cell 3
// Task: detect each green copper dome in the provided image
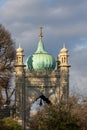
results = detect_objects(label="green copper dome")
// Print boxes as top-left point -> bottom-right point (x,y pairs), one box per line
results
27,27 -> 56,70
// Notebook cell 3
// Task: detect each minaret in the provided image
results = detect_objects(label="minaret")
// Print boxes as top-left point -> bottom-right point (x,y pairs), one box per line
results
15,45 -> 26,121
15,45 -> 25,76
57,44 -> 71,101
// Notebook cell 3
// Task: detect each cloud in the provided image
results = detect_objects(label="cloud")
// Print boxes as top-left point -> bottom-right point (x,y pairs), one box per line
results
70,70 -> 87,96
70,42 -> 87,96
0,0 -> 87,96
1,0 -> 87,37
74,44 -> 87,52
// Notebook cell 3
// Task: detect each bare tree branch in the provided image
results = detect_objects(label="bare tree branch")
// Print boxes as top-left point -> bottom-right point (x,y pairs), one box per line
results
0,24 -> 16,107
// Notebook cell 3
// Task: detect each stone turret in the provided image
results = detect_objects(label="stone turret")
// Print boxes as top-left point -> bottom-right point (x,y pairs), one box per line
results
15,45 -> 25,76
15,45 -> 26,120
57,44 -> 71,100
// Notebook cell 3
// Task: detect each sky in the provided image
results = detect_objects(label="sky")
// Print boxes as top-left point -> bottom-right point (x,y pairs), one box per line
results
0,0 -> 87,97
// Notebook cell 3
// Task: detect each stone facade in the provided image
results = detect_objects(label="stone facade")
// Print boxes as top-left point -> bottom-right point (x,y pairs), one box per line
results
26,70 -> 60,105
15,30 -> 70,121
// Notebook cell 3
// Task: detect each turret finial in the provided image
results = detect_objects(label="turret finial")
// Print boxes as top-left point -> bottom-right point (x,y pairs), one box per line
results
19,43 -> 21,48
40,25 -> 43,39
63,43 -> 65,48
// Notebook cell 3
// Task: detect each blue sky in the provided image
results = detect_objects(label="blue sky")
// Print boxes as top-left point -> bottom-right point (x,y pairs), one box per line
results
0,0 -> 87,96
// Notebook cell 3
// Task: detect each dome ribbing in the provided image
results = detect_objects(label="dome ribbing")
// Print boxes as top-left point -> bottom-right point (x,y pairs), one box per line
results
27,27 -> 56,70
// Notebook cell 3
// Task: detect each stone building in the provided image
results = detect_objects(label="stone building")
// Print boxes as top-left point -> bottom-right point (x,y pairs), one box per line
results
15,26 -> 70,119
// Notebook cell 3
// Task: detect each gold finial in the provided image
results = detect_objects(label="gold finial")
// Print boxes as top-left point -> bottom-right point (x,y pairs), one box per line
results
40,25 -> 43,38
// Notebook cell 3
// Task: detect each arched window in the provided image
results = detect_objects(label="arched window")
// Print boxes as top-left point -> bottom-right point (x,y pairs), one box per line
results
30,95 -> 51,116
64,57 -> 66,63
18,57 -> 22,62
16,57 -> 18,63
62,57 -> 63,63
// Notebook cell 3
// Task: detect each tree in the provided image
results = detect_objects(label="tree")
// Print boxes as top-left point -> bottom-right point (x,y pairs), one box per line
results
30,96 -> 87,130
0,117 -> 22,130
73,101 -> 87,130
0,24 -> 15,107
30,101 -> 80,130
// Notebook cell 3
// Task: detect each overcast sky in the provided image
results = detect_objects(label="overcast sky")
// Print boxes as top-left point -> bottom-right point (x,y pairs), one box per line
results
0,0 -> 87,96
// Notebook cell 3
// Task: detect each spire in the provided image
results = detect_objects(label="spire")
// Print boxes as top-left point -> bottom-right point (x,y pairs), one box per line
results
17,43 -> 23,52
19,43 -> 21,48
60,43 -> 68,53
40,25 -> 43,39
63,43 -> 65,48
35,26 -> 47,53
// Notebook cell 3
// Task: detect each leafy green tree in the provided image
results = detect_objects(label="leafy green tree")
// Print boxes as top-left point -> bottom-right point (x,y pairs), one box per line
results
0,117 -> 22,130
